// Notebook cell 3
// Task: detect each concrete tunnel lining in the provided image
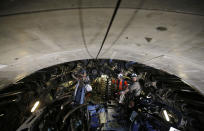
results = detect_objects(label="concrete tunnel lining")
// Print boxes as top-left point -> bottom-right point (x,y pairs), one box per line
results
0,5 -> 204,95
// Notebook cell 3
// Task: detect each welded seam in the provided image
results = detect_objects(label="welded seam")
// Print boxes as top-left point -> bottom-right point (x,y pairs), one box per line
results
78,0 -> 94,58
0,7 -> 204,18
143,55 -> 165,63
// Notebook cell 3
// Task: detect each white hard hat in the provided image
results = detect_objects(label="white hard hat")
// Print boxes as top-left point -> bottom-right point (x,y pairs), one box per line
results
118,73 -> 123,78
131,73 -> 138,78
85,84 -> 92,92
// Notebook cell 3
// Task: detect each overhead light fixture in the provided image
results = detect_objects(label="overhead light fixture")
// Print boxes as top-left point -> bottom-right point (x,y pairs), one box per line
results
31,101 -> 40,113
61,105 -> 63,110
169,127 -> 180,131
163,109 -> 170,122
146,95 -> 151,98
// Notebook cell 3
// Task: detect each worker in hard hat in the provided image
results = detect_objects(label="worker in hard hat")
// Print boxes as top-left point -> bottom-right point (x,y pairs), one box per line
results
117,73 -> 141,122
121,73 -> 142,115
73,69 -> 92,105
128,73 -> 141,97
111,73 -> 128,120
111,73 -> 128,105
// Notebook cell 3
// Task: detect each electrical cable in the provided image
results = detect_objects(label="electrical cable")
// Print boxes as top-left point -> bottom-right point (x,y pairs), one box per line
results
95,0 -> 122,59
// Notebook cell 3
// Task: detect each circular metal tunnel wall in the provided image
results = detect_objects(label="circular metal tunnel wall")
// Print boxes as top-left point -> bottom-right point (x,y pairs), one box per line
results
0,0 -> 204,94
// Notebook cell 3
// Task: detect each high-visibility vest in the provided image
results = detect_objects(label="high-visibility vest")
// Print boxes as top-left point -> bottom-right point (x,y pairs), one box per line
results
116,80 -> 127,90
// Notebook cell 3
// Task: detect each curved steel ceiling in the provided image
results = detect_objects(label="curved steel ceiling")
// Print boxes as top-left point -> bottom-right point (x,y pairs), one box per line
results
0,0 -> 204,94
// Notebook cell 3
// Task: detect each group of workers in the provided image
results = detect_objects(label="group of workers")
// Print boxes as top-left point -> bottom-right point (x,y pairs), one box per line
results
113,73 -> 141,104
72,68 -> 142,108
70,67 -> 161,130
112,72 -> 142,123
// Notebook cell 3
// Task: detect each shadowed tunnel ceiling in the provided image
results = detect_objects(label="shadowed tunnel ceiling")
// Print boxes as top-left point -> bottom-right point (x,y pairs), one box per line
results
0,0 -> 204,94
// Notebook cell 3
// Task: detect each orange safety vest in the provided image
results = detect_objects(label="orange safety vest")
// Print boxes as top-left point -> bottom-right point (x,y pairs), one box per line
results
112,79 -> 128,91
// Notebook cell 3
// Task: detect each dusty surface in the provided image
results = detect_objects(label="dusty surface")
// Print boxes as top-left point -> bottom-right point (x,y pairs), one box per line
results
0,0 -> 204,94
